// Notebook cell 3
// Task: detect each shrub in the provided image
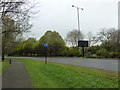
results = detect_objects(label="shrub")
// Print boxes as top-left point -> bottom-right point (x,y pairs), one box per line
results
96,48 -> 120,58
96,48 -> 110,58
61,47 -> 82,57
109,52 -> 120,58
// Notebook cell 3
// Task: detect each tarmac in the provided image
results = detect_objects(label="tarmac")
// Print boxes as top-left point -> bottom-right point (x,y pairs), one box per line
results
2,59 -> 33,88
14,57 -> 118,72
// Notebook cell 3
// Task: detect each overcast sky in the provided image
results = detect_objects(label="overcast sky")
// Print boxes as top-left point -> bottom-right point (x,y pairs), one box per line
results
24,0 -> 119,40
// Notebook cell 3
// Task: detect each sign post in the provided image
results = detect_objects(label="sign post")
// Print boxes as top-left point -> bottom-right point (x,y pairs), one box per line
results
82,47 -> 84,57
44,43 -> 48,64
78,40 -> 88,57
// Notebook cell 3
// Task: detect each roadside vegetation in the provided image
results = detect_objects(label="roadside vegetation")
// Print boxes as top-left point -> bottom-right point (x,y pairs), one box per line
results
2,60 -> 10,71
1,1 -> 119,61
0,62 -> 1,74
8,28 -> 120,58
0,59 -> 10,74
1,0 -> 39,61
15,58 -> 118,88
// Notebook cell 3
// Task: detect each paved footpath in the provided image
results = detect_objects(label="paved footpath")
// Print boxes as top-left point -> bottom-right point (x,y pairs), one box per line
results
2,59 -> 33,88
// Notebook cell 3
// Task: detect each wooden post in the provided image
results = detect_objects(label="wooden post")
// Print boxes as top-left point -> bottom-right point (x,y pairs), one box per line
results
10,59 -> 11,64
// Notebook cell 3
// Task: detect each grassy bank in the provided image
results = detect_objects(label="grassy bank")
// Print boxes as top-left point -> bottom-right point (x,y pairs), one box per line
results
2,60 -> 10,71
0,59 -> 10,74
15,58 -> 118,88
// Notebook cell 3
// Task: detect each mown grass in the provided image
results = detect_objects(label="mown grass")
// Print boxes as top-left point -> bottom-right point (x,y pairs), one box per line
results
0,59 -> 10,74
14,58 -> 118,88
0,61 -> 1,75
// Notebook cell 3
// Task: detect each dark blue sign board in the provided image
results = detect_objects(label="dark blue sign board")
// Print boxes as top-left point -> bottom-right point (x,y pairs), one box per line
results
44,43 -> 48,47
78,40 -> 88,57
78,40 -> 88,47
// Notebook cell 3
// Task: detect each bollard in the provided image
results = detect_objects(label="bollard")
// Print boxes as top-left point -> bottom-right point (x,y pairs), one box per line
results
10,59 -> 11,64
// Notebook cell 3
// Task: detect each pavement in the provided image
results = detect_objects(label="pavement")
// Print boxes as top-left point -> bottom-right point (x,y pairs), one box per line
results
10,57 -> 119,72
2,59 -> 33,88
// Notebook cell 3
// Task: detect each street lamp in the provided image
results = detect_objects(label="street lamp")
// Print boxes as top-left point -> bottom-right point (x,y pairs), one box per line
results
72,5 -> 83,41
72,5 -> 86,57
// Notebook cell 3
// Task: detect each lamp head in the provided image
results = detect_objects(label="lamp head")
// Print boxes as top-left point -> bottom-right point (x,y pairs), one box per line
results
81,8 -> 83,10
72,5 -> 74,7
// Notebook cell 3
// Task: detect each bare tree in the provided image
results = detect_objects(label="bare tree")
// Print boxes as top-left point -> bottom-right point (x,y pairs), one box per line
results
96,28 -> 120,51
86,31 -> 100,46
65,29 -> 84,47
96,28 -> 117,43
86,28 -> 120,48
0,0 -> 40,61
86,31 -> 93,46
0,0 -> 38,34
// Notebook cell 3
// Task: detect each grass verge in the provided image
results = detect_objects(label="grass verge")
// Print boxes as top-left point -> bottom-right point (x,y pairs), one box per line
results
0,59 -> 10,74
14,58 -> 118,88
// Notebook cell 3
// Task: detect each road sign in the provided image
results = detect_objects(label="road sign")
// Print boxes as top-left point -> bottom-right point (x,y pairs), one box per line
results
78,40 -> 88,47
78,40 -> 88,57
44,43 -> 48,47
44,43 -> 48,64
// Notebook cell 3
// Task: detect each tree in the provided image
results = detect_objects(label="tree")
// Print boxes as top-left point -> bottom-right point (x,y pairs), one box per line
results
2,16 -> 17,60
86,31 -> 93,46
33,40 -> 40,56
38,30 -> 65,56
13,37 -> 36,56
0,0 -> 39,60
0,1 -> 32,35
97,28 -> 120,52
86,31 -> 98,46
65,29 -> 84,47
23,38 -> 36,56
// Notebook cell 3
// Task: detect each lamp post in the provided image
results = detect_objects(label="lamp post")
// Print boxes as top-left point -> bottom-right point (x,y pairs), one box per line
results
72,5 -> 83,41
72,5 -> 85,57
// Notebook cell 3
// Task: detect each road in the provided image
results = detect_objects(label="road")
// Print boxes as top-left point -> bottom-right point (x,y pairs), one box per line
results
9,57 -> 119,72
